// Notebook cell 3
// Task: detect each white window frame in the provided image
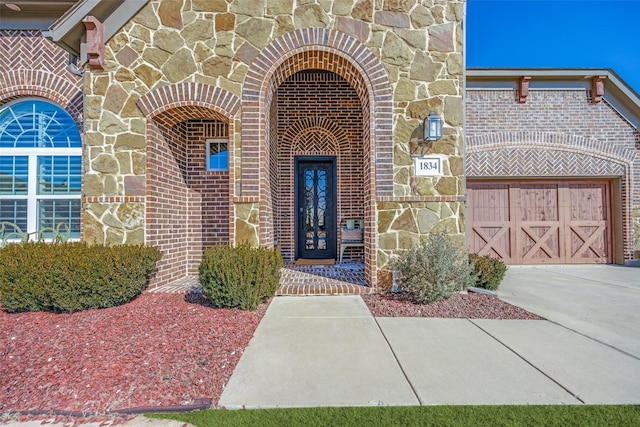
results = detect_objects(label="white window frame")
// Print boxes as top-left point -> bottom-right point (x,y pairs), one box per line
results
0,99 -> 82,241
205,138 -> 229,172
0,149 -> 81,240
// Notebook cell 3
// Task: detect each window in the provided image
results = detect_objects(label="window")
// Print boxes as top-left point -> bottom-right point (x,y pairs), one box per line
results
0,99 -> 82,240
206,138 -> 228,171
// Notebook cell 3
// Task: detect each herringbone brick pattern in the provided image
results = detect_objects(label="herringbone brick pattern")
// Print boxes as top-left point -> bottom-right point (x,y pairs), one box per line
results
0,30 -> 70,76
292,128 -> 338,153
467,147 -> 626,177
0,31 -> 82,123
466,88 -> 639,262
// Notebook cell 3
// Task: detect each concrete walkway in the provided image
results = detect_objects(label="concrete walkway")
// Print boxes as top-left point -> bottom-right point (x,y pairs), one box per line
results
219,265 -> 640,408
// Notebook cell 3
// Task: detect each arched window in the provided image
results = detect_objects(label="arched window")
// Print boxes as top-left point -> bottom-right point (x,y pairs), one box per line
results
0,99 -> 82,240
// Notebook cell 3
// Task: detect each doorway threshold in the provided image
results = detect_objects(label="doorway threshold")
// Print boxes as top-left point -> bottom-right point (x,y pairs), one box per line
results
278,262 -> 371,295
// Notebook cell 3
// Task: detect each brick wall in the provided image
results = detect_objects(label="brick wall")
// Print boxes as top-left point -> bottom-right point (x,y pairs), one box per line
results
146,118 -> 230,286
146,121 -> 189,286
275,70 -> 364,261
466,88 -> 639,261
184,120 -> 230,274
0,30 -> 82,122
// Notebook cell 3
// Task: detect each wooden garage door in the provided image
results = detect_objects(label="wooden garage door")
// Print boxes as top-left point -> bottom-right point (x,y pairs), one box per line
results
468,180 -> 612,264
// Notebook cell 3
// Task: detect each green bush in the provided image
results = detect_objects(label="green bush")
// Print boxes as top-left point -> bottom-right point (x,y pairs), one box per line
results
393,233 -> 477,304
199,245 -> 283,310
0,242 -> 161,313
469,253 -> 508,291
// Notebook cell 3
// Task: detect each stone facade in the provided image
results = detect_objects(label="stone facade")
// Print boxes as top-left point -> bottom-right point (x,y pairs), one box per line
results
4,5 -> 639,291
80,0 -> 465,288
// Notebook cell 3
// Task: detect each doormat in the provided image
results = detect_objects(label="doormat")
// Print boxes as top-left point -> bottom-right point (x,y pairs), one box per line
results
295,258 -> 336,266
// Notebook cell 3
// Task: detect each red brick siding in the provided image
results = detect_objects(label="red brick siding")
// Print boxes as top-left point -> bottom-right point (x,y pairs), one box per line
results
146,121 -> 189,286
184,120 -> 230,275
466,88 -> 639,261
0,30 -> 82,125
275,70 -> 364,261
146,118 -> 230,286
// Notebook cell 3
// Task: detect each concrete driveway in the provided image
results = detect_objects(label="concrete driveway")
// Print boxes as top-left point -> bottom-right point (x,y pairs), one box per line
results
498,264 -> 640,358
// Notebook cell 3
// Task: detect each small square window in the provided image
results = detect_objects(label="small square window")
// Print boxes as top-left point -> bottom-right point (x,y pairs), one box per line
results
206,139 -> 229,171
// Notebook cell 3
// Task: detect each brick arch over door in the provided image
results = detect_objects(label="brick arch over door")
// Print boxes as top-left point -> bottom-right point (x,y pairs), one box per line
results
467,132 -> 635,262
242,28 -> 393,198
137,82 -> 241,125
242,28 -> 393,288
137,83 -> 240,287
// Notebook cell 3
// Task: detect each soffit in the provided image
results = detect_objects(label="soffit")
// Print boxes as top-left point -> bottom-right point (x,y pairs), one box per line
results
467,68 -> 640,130
0,1 -> 79,30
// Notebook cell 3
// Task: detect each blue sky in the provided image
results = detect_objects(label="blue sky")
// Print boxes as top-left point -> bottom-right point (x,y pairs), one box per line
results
466,0 -> 640,95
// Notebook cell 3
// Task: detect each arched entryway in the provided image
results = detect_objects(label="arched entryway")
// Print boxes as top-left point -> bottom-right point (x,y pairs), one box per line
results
275,70 -> 364,263
137,83 -> 240,287
241,28 -> 393,289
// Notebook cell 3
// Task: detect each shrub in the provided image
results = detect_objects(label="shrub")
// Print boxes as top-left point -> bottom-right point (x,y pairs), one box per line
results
392,233 -> 477,304
0,242 -> 161,313
469,253 -> 508,291
199,245 -> 283,310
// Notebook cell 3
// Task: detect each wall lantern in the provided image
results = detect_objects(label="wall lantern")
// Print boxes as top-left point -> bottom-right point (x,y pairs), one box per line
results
423,112 -> 443,142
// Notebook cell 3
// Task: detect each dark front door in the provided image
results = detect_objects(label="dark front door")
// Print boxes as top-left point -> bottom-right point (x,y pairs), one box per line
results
295,157 -> 336,259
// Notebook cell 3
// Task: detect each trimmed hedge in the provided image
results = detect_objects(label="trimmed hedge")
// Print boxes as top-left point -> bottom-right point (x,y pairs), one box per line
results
0,242 -> 161,313
469,253 -> 508,291
199,245 -> 283,310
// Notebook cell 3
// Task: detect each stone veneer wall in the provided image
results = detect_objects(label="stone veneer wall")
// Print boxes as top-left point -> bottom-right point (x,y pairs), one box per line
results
82,0 -> 465,288
466,89 -> 640,262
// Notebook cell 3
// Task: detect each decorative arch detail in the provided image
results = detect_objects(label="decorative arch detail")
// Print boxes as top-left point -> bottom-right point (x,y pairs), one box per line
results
137,82 -> 240,126
292,128 -> 338,154
0,70 -> 83,127
280,117 -> 351,154
241,27 -> 393,197
467,131 -> 634,177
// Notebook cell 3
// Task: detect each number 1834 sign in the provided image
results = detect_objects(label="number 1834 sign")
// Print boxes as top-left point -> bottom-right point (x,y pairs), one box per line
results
414,156 -> 444,176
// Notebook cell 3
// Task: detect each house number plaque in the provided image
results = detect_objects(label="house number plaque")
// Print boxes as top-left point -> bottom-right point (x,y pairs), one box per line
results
414,156 -> 443,176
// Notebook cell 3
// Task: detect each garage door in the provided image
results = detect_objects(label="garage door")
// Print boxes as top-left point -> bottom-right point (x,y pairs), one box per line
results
467,180 -> 612,264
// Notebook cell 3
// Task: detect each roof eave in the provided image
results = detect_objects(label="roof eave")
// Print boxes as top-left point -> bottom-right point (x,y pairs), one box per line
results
467,68 -> 640,130
45,0 -> 149,59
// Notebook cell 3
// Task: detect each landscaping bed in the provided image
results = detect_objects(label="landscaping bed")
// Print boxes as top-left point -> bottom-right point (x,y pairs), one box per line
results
1,287 -> 540,423
0,293 -> 267,418
363,291 -> 542,319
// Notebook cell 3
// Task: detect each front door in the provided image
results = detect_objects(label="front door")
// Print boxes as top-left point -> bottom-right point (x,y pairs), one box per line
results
295,157 -> 336,259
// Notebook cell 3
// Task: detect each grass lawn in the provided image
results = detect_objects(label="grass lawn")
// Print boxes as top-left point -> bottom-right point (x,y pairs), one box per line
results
148,405 -> 640,426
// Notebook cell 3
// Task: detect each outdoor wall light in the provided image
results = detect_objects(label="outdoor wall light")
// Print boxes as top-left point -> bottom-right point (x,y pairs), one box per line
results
423,112 -> 443,142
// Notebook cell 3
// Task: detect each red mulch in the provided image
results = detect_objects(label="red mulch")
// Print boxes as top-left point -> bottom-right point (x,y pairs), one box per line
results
1,289 -> 541,423
363,291 -> 543,320
0,293 -> 267,418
